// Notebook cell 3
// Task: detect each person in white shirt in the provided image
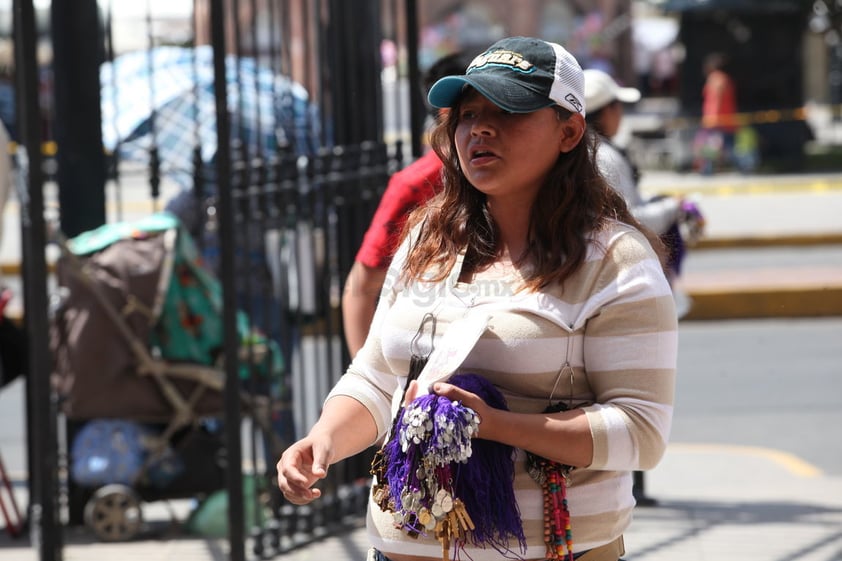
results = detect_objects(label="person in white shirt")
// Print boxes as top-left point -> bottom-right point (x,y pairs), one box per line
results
584,69 -> 682,237
278,37 -> 677,561
584,69 -> 703,308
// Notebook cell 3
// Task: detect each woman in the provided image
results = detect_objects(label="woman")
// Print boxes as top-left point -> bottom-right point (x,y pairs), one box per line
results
698,52 -> 738,174
278,36 -> 677,561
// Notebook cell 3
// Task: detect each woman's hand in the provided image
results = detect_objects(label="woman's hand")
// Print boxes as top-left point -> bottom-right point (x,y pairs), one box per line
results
403,379 -> 420,406
276,435 -> 333,505
430,381 -> 493,438
431,379 -> 593,466
277,395 -> 379,504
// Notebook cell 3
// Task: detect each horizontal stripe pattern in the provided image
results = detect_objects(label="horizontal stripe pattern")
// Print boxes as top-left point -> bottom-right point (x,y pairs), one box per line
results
327,221 -> 677,559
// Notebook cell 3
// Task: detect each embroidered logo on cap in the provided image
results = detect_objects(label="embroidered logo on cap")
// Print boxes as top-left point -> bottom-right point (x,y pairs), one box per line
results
467,49 -> 535,74
564,93 -> 583,113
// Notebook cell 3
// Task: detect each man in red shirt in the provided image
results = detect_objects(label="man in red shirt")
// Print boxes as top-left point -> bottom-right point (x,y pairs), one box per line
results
342,52 -> 470,356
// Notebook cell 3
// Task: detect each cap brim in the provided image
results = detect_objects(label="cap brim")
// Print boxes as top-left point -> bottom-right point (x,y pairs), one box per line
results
428,74 -> 555,114
615,86 -> 641,104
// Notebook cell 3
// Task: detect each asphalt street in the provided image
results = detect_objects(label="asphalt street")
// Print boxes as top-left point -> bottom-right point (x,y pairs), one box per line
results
670,317 -> 842,476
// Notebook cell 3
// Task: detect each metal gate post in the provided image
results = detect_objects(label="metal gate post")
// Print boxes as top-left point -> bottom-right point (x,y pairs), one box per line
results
13,0 -> 62,559
50,0 -> 107,236
209,1 -> 245,560
405,0 -> 424,159
327,0 -> 383,145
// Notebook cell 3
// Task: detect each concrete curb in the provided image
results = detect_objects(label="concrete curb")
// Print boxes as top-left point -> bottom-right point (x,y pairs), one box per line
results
683,232 -> 842,321
682,284 -> 842,321
694,232 -> 842,250
679,265 -> 842,321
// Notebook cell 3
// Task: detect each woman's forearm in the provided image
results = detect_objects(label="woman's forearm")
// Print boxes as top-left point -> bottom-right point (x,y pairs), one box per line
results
310,395 -> 380,463
480,406 -> 594,468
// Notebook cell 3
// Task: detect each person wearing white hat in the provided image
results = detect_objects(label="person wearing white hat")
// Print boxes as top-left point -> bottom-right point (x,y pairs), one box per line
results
584,69 -> 680,237
585,69 -> 701,312
585,68 -> 642,113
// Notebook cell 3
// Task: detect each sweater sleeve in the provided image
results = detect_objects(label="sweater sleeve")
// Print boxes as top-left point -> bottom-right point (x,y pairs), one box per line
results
631,196 -> 681,236
580,229 -> 678,471
596,144 -> 640,208
325,233 -> 415,442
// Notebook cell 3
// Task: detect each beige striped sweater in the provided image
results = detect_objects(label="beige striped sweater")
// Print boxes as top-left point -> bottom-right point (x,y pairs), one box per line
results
328,220 -> 677,560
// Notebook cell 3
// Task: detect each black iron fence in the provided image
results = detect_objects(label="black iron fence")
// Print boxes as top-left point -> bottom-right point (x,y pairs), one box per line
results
14,0 -> 422,559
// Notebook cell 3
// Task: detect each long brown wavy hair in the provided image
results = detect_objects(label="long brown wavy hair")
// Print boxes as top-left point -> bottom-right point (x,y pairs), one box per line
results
400,101 -> 666,290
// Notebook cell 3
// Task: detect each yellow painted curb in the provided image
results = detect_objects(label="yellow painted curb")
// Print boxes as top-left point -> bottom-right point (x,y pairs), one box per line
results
695,233 -> 842,250
682,285 -> 842,321
645,175 -> 842,197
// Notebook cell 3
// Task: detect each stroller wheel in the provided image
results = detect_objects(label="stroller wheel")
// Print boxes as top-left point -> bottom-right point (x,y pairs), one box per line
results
83,484 -> 143,541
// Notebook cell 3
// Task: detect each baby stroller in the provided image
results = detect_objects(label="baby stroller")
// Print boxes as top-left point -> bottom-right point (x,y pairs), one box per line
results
49,212 -> 286,541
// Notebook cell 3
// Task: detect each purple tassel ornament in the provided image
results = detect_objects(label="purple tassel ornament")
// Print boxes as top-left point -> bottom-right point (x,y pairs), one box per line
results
380,373 -> 526,558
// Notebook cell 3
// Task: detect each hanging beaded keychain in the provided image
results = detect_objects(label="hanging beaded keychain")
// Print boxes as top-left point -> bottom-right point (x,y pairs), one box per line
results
369,315 -> 526,561
526,363 -> 577,561
525,400 -> 574,561
369,313 -> 437,514
382,373 -> 525,561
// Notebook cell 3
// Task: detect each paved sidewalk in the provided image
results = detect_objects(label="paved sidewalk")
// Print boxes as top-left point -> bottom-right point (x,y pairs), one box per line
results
638,170 -> 842,321
2,443 -> 839,560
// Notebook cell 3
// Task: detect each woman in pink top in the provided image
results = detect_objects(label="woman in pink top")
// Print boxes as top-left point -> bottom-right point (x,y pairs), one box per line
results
702,52 -> 737,132
698,52 -> 738,174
